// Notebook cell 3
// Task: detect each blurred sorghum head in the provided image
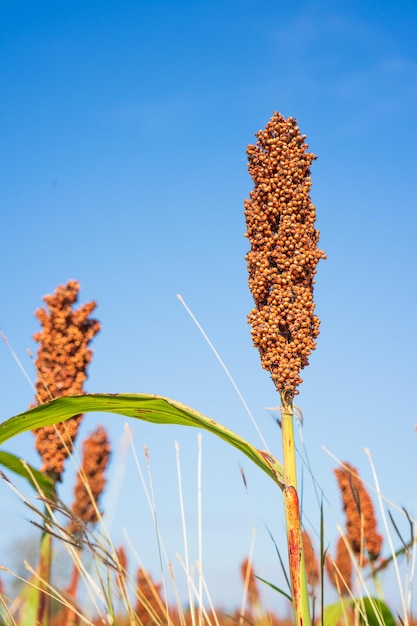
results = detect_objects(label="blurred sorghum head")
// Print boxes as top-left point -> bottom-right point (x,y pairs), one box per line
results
32,280 -> 101,477
334,463 -> 383,562
70,426 -> 111,533
325,535 -> 353,595
244,112 -> 325,401
302,530 -> 319,588
135,567 -> 165,626
240,557 -> 261,607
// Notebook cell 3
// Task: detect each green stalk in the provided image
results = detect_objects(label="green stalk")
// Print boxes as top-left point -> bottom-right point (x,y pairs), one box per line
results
281,396 -> 311,626
36,529 -> 52,625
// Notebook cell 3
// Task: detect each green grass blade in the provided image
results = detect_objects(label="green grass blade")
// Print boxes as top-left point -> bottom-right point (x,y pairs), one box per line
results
0,393 -> 285,488
0,450 -> 56,499
254,575 -> 292,603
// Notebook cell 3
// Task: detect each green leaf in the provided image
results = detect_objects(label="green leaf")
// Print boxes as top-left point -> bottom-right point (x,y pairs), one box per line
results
255,574 -> 292,603
0,394 -> 285,488
360,597 -> 396,626
0,450 -> 56,499
322,599 -> 352,626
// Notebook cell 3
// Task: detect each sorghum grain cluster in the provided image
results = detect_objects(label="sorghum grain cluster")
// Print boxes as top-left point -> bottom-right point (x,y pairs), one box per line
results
32,280 -> 100,476
334,463 -> 383,561
302,530 -> 319,588
245,112 -> 325,399
325,535 -> 352,594
70,426 -> 111,532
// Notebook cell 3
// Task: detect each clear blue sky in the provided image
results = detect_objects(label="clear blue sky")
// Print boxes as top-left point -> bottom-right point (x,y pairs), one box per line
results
1,0 -> 417,615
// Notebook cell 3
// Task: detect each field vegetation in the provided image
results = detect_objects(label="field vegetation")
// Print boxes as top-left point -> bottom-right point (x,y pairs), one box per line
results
0,111 -> 414,626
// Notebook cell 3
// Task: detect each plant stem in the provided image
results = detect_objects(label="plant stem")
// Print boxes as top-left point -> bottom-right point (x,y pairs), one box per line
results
281,396 -> 311,626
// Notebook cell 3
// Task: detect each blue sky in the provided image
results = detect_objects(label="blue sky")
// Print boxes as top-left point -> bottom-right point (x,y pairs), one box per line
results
1,0 -> 417,615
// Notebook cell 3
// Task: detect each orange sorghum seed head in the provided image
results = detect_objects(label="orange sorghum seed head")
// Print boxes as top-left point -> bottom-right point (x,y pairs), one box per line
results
117,545 -> 128,575
32,280 -> 101,477
302,530 -> 319,588
334,463 -> 383,562
240,557 -> 261,606
135,567 -> 165,626
325,535 -> 353,595
244,112 -> 325,401
69,426 -> 111,533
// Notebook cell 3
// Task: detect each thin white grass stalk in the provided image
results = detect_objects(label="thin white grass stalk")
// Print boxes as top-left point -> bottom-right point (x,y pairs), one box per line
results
123,424 -> 172,622
175,440 -> 196,626
102,426 -> 130,534
2,466 -> 108,619
175,554 -> 218,626
197,433 -> 204,626
238,527 -> 257,626
112,551 -> 137,625
22,459 -> 110,602
194,561 -> 222,626
8,562 -> 96,626
293,410 -> 327,513
0,333 -> 40,401
122,527 -> 170,608
406,526 -> 417,617
124,424 -> 155,515
26,347 -> 55,402
177,294 -> 270,451
0,578 -> 18,626
365,448 -> 409,626
122,531 -> 173,625
50,536 -> 107,618
167,560 -> 188,626
326,545 -> 357,620
143,445 -> 172,623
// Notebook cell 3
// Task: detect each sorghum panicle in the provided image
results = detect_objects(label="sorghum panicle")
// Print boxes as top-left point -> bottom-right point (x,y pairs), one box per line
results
302,530 -> 319,588
325,535 -> 353,595
334,463 -> 383,561
70,426 -> 111,533
240,557 -> 261,607
135,568 -> 165,626
245,112 -> 326,399
32,280 -> 100,476
117,545 -> 128,575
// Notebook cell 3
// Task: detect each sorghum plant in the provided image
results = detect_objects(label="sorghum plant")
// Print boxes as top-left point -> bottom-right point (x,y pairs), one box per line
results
325,535 -> 353,596
302,530 -> 319,591
135,567 -> 167,626
245,112 -> 325,403
69,426 -> 111,533
245,112 -> 325,626
334,463 -> 383,564
64,427 -> 111,623
32,280 -> 101,480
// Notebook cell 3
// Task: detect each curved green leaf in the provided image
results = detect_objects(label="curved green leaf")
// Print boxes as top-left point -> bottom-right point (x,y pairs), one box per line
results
360,597 -> 396,626
0,450 -> 56,499
254,574 -> 292,603
0,394 -> 285,488
322,599 -> 352,626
